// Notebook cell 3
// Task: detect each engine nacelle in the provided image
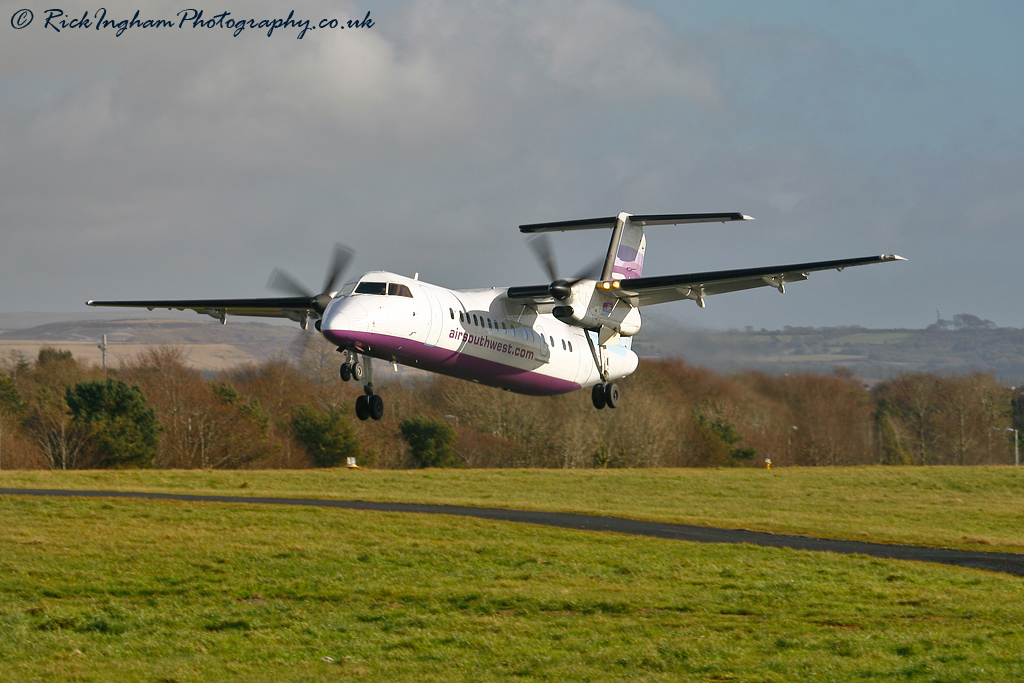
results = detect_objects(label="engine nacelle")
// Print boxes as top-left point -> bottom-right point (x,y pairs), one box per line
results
552,291 -> 642,337
551,281 -> 599,327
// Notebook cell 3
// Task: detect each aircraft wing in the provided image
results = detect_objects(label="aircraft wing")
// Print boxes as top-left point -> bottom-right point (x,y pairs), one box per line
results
506,254 -> 904,309
609,254 -> 906,307
86,296 -> 320,324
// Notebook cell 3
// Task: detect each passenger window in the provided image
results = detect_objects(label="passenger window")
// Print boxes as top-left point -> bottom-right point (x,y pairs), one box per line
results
487,319 -> 493,329
449,308 -> 455,319
459,311 -> 465,323
561,339 -> 566,350
355,282 -> 387,295
568,341 -> 573,352
473,314 -> 479,326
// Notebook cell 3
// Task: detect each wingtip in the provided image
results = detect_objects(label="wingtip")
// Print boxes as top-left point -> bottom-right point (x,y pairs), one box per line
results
741,214 -> 755,221
86,300 -> 95,306
884,254 -> 908,261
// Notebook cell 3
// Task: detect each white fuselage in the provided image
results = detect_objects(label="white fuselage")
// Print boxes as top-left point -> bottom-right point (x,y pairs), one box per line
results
319,271 -> 638,395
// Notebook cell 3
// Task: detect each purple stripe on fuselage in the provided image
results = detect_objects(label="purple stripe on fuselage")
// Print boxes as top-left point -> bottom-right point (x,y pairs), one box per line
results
322,329 -> 580,396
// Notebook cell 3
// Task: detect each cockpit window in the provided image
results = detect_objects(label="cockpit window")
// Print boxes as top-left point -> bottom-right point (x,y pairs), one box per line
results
338,282 -> 357,296
355,282 -> 387,295
388,283 -> 414,298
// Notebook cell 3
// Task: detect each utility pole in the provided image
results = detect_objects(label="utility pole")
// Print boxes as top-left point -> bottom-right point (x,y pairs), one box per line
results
98,334 -> 108,373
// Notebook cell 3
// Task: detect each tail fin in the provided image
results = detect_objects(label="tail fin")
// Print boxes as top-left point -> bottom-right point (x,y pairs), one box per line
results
605,215 -> 646,350
605,212 -> 647,281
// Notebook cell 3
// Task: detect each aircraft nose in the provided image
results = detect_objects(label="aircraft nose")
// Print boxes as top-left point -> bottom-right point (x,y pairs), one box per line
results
322,300 -> 369,334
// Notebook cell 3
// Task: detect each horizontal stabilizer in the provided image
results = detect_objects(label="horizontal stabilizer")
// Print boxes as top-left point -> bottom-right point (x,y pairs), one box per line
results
519,212 -> 752,233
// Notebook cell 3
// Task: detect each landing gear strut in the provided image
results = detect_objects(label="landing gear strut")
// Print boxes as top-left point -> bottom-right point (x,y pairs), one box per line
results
584,331 -> 620,410
339,349 -> 383,421
592,382 -> 620,410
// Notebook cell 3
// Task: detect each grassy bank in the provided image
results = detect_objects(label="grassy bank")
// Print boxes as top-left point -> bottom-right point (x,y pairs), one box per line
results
2,491 -> 1023,682
3,466 -> 1024,552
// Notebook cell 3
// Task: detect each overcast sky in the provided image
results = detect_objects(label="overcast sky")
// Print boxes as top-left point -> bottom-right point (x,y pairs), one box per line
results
2,0 -> 1022,330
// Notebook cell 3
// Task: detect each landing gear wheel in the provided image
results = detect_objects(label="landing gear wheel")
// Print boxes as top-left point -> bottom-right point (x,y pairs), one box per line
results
355,395 -> 370,421
592,384 -> 607,410
368,394 -> 384,421
353,362 -> 364,381
339,363 -> 352,382
604,382 -> 620,409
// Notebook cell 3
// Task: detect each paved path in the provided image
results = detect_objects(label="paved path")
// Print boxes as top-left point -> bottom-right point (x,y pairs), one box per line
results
4,487 -> 1023,576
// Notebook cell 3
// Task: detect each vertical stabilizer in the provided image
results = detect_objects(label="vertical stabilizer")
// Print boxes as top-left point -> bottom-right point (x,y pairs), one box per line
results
600,214 -> 645,351
602,212 -> 647,281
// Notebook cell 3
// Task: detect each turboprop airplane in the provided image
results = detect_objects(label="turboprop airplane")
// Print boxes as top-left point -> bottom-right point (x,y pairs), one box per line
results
88,212 -> 905,421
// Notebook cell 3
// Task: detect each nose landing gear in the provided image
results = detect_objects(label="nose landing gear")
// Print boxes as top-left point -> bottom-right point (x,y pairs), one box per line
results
339,349 -> 383,421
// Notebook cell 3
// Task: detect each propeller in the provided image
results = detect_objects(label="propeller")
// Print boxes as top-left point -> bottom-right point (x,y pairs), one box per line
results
526,234 -> 604,301
527,234 -> 560,282
267,243 -> 355,314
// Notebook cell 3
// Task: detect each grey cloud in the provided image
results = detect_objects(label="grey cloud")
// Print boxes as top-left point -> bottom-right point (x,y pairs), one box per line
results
1,0 -> 1020,331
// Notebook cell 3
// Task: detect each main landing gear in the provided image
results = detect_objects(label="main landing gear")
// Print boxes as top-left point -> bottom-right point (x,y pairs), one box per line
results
339,349 -> 383,421
583,332 -> 620,410
354,393 -> 384,421
591,382 -> 620,410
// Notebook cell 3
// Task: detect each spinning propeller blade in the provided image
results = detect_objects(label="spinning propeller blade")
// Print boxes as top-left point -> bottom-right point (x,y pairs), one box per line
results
266,268 -> 313,298
526,235 -> 603,301
322,244 -> 355,295
267,243 -> 355,314
570,255 -> 605,283
527,234 -> 559,282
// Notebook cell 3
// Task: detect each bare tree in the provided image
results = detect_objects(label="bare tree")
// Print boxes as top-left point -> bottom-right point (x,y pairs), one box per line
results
934,373 -> 1008,465
874,373 -> 941,465
121,347 -> 277,468
18,348 -> 98,469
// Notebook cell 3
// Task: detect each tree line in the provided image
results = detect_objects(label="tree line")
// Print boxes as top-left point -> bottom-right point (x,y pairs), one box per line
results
0,341 -> 1021,470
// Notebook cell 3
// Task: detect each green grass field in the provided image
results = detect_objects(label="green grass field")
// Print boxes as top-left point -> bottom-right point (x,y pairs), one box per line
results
4,466 -> 1024,551
2,467 -> 1023,681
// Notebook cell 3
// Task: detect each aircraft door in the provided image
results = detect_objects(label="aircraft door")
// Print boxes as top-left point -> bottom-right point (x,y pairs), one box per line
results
535,324 -> 550,361
423,287 -> 444,347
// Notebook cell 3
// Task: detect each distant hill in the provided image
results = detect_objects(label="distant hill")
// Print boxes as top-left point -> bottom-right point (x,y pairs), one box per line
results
4,314 -> 1023,384
0,317 -> 304,372
0,317 -> 297,345
633,320 -> 1024,384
